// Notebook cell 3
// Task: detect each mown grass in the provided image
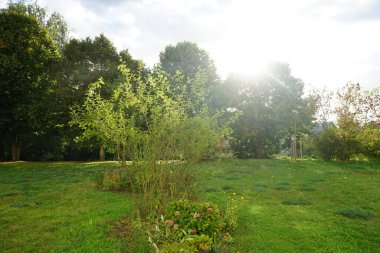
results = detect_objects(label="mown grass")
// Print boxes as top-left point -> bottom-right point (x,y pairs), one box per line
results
194,159 -> 380,253
0,162 -> 148,252
1,159 -> 380,252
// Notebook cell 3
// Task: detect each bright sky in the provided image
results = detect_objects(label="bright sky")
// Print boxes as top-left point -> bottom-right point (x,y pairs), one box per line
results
3,0 -> 380,90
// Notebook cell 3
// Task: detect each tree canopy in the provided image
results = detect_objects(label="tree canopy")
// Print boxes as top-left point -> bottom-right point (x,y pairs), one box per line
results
6,1 -> 69,51
0,10 -> 60,160
159,41 -> 220,115
0,2 -> 378,162
228,63 -> 316,158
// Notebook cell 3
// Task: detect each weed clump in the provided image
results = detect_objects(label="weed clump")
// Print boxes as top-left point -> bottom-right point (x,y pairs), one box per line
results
298,185 -> 316,192
97,164 -> 195,217
275,185 -> 290,191
335,207 -> 373,220
204,187 -> 219,193
253,183 -> 267,192
222,185 -> 234,191
282,199 -> 311,205
274,182 -> 291,191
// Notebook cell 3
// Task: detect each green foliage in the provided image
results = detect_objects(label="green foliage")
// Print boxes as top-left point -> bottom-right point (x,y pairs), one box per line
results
96,166 -> 197,218
164,200 -> 224,238
6,1 -> 69,50
159,41 -> 218,83
159,241 -> 197,253
85,64 -> 224,222
0,10 -> 60,160
357,124 -> 380,158
55,33 -> 126,161
314,125 -> 340,161
119,49 -> 145,75
72,64 -> 222,166
59,34 -> 120,104
177,114 -> 220,161
314,83 -> 380,161
314,123 -> 362,161
229,63 -> 316,159
159,41 -> 220,115
148,199 -> 238,252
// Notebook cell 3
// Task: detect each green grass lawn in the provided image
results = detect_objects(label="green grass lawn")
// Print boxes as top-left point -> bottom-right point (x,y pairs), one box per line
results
1,159 -> 379,252
0,162 -> 135,252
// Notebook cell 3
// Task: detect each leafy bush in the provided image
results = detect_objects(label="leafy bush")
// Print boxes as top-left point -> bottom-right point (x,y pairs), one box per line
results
148,199 -> 240,252
164,200 -> 224,239
314,125 -> 340,161
177,115 -> 220,162
357,125 -> 380,159
314,124 -> 360,161
97,164 -> 195,217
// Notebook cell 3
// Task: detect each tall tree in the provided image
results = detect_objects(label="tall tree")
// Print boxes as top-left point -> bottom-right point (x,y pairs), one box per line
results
159,41 -> 217,81
334,83 -> 379,160
119,49 -> 145,75
56,34 -> 121,160
6,1 -> 69,51
159,41 -> 219,114
58,35 -> 145,160
58,34 -> 120,105
0,11 -> 60,160
229,63 -> 316,158
71,65 -> 220,166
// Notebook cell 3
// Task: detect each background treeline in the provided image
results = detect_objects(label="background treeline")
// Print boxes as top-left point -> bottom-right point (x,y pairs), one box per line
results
0,2 -> 379,162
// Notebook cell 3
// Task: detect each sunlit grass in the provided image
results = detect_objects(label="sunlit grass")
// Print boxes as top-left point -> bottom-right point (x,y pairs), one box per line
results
0,162 -> 135,252
1,159 -> 379,252
194,159 -> 380,253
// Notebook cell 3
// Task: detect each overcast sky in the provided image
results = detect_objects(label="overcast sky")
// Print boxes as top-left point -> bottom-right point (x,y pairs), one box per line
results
4,0 -> 380,90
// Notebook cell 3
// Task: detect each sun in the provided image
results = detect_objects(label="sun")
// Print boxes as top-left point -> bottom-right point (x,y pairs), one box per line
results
211,1 -> 288,78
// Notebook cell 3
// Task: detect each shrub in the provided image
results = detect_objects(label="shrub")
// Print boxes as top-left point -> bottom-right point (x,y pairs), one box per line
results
163,200 -> 224,239
314,125 -> 340,161
357,125 -> 380,159
148,198 -> 240,252
97,169 -> 125,191
97,164 -> 196,217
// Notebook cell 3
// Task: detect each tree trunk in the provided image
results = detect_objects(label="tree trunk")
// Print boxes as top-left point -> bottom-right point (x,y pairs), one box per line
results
121,146 -> 126,167
255,136 -> 265,159
11,139 -> 20,161
99,144 -> 105,161
255,145 -> 264,159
